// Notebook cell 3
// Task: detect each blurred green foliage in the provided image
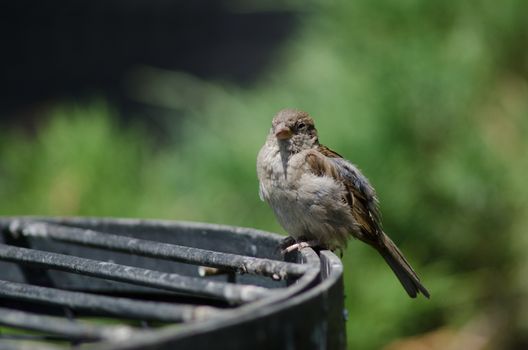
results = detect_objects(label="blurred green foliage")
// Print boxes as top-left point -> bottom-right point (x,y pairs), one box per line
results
1,0 -> 528,348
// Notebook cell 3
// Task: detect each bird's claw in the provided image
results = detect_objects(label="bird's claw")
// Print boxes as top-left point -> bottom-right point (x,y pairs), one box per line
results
278,236 -> 297,251
280,240 -> 320,255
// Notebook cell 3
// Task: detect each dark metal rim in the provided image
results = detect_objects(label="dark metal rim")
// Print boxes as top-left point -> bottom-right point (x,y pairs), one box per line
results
0,217 -> 342,349
93,250 -> 344,350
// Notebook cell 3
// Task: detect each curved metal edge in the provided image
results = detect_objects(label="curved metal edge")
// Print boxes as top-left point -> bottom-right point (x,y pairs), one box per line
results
0,216 -> 286,260
89,247 -> 322,350
0,216 -> 285,243
317,250 -> 347,350
92,250 -> 346,350
0,216 -> 290,294
0,217 -> 346,350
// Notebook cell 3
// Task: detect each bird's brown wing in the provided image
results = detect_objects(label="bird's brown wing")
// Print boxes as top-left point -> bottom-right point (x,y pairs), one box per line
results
317,144 -> 344,159
307,145 -> 382,243
307,145 -> 430,298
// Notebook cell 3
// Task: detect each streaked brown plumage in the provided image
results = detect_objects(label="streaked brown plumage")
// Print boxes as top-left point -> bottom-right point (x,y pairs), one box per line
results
257,109 -> 429,298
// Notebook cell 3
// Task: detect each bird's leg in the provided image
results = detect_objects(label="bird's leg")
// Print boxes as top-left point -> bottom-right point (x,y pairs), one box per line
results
281,239 -> 320,255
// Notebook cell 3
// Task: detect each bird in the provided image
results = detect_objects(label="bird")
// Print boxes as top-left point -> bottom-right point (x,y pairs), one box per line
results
256,108 -> 430,298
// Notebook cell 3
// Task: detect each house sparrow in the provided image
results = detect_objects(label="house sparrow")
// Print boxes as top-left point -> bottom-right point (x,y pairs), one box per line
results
257,109 -> 430,298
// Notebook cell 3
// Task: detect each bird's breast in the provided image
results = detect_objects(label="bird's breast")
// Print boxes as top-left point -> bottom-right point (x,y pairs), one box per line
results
257,146 -> 306,192
258,145 -> 353,246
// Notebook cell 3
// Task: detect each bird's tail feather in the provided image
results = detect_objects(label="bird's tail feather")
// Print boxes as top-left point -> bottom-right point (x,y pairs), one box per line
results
377,233 -> 430,298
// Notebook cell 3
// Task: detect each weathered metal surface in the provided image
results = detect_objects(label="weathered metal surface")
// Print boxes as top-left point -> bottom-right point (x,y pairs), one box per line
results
0,217 -> 346,349
0,280 -> 218,322
0,307 -> 135,342
8,220 -> 308,279
98,248 -> 347,350
0,244 -> 270,304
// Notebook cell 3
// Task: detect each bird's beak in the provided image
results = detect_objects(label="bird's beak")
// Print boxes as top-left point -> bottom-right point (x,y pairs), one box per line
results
274,123 -> 293,140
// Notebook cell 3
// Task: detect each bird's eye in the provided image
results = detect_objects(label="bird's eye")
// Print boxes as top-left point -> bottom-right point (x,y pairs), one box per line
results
297,122 -> 306,130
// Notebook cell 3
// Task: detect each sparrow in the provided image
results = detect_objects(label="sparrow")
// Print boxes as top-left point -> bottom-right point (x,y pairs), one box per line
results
257,109 -> 430,298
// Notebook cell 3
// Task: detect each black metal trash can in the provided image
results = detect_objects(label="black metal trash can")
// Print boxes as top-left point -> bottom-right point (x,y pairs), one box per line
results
0,217 -> 346,349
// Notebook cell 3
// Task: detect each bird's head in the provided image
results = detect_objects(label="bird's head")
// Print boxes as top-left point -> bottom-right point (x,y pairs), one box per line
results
271,109 -> 319,153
